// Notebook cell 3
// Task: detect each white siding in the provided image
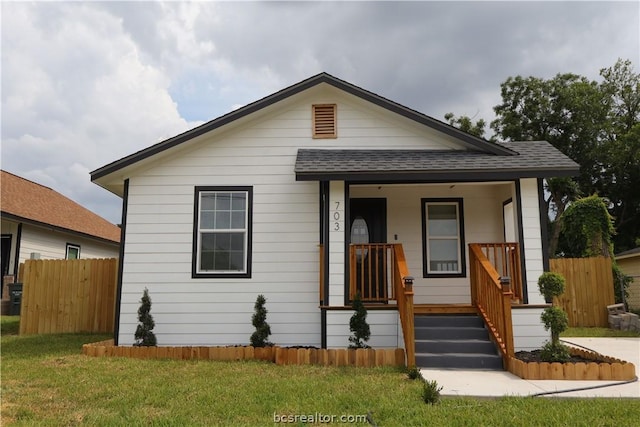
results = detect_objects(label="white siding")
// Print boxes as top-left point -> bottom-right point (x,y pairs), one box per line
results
519,179 -> 545,304
326,310 -> 400,348
512,306 -> 550,351
117,86 -> 477,346
0,220 -> 118,266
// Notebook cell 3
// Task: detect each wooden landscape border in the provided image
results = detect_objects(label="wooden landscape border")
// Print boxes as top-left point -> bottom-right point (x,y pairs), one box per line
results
82,340 -> 405,368
508,347 -> 636,380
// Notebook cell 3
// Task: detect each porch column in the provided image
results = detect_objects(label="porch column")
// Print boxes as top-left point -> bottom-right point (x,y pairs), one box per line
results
519,178 -> 545,304
328,181 -> 346,307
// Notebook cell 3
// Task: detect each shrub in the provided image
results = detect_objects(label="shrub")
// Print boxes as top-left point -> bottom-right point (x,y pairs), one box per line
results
537,272 -> 565,303
406,366 -> 421,380
134,288 -> 157,347
348,292 -> 371,349
421,379 -> 443,405
250,295 -> 273,347
540,342 -> 571,363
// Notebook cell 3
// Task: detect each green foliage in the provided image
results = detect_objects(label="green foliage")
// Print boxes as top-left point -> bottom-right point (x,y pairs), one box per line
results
406,366 -> 421,380
134,288 -> 157,347
444,112 -> 487,138
250,294 -> 272,347
421,379 -> 443,405
541,306 -> 569,342
612,263 -> 632,305
539,341 -> 571,363
560,195 -> 615,258
348,293 -> 371,349
537,272 -> 566,302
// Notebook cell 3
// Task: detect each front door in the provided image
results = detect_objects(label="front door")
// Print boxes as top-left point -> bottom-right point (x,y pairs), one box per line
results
349,198 -> 387,302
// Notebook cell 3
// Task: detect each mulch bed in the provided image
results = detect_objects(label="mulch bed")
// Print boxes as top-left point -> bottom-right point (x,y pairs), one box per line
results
515,349 -> 604,364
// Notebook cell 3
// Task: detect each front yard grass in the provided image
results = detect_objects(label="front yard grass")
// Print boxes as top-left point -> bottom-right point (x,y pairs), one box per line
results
563,326 -> 640,337
1,317 -> 639,426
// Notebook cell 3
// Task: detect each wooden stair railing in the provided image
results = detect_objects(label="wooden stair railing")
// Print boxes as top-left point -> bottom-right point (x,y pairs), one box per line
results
348,244 -> 415,367
474,243 -> 523,303
469,243 -> 515,368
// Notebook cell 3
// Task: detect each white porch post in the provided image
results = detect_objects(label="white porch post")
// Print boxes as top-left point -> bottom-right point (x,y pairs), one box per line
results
328,181 -> 346,307
519,178 -> 545,304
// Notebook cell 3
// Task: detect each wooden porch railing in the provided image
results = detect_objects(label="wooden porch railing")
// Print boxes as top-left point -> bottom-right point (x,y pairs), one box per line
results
469,243 -> 515,368
475,243 -> 523,303
348,244 -> 415,367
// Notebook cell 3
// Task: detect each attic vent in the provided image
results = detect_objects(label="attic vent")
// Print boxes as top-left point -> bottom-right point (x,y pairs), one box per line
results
312,104 -> 337,139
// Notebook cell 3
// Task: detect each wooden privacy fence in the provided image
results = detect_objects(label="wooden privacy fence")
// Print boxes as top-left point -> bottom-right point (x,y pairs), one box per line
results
19,258 -> 118,335
550,257 -> 614,327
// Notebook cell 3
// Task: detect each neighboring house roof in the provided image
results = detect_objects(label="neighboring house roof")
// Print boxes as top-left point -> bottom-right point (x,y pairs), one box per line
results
295,141 -> 579,181
1,170 -> 120,244
616,247 -> 640,260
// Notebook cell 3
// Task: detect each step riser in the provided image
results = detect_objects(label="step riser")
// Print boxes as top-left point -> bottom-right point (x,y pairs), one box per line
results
415,327 -> 489,340
415,340 -> 498,354
413,314 -> 503,370
414,315 -> 483,328
417,354 -> 503,370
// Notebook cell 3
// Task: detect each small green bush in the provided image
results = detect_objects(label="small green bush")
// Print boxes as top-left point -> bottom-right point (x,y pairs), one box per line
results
134,288 -> 157,347
421,379 -> 443,405
348,292 -> 371,349
541,306 -> 569,342
406,366 -> 421,380
250,294 -> 273,347
540,342 -> 571,363
537,272 -> 566,302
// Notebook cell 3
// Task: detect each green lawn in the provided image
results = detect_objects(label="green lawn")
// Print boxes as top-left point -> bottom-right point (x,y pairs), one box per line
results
2,316 -> 639,426
563,327 -> 640,338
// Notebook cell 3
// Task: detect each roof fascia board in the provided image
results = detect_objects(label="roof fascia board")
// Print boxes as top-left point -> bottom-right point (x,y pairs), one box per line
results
295,168 -> 578,182
0,211 -> 120,245
91,73 -> 515,181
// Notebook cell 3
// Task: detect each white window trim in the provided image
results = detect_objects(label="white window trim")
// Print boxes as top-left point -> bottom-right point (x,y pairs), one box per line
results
65,243 -> 81,260
422,198 -> 466,278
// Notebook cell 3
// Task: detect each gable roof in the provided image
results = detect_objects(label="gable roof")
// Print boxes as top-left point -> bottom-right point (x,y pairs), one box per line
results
91,72 -> 516,183
1,170 -> 120,244
295,141 -> 579,181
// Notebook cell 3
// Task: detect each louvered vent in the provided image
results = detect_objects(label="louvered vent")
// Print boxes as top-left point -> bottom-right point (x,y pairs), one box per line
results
312,104 -> 337,139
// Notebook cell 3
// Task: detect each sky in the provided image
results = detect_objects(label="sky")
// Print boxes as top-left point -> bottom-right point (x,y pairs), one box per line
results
1,1 -> 639,224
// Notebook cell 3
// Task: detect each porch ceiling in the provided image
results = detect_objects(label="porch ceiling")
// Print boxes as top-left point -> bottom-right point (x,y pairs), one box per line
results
294,141 -> 579,182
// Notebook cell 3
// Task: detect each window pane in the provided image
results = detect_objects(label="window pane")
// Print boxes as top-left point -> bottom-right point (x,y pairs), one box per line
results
215,193 -> 231,210
231,193 -> 246,211
201,194 -> 216,210
428,205 -> 458,236
200,232 -> 245,272
428,239 -> 459,272
231,211 -> 245,229
230,233 -> 244,251
201,212 -> 215,229
215,211 -> 231,229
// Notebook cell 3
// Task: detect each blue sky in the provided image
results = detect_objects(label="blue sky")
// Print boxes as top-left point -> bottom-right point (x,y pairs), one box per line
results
2,1 -> 638,223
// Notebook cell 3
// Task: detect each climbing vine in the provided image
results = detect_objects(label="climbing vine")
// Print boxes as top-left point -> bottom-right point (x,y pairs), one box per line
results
560,195 -> 615,258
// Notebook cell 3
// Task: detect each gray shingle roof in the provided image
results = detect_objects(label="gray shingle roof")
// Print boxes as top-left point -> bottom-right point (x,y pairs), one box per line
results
295,141 -> 579,181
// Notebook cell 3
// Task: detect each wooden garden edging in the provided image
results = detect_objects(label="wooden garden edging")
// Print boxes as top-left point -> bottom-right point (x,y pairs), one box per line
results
82,340 -> 405,367
508,347 -> 636,380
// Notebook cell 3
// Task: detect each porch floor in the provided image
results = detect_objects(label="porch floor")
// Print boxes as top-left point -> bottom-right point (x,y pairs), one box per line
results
414,304 -> 477,315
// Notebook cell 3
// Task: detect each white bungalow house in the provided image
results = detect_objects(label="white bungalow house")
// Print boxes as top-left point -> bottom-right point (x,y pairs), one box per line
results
91,73 -> 579,369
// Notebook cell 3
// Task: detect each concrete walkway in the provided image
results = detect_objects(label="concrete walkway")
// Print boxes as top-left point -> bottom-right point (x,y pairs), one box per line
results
420,338 -> 640,398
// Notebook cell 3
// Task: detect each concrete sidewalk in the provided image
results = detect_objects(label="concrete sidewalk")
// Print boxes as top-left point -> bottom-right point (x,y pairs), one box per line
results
420,337 -> 640,398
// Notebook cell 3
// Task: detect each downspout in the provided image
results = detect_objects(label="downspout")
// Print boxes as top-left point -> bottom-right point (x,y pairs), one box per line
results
113,179 -> 129,346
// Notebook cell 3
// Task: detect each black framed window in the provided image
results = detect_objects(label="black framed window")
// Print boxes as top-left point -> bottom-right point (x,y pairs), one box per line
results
421,198 -> 465,278
192,186 -> 252,278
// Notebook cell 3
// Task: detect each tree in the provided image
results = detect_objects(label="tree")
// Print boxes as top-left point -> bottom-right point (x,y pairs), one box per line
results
134,288 -> 157,347
537,272 -> 570,362
545,177 -> 582,256
250,294 -> 272,347
348,293 -> 371,349
560,195 -> 615,258
444,112 -> 487,138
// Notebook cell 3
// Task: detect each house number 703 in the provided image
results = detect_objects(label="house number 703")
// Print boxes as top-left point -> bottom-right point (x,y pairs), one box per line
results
333,201 -> 341,231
